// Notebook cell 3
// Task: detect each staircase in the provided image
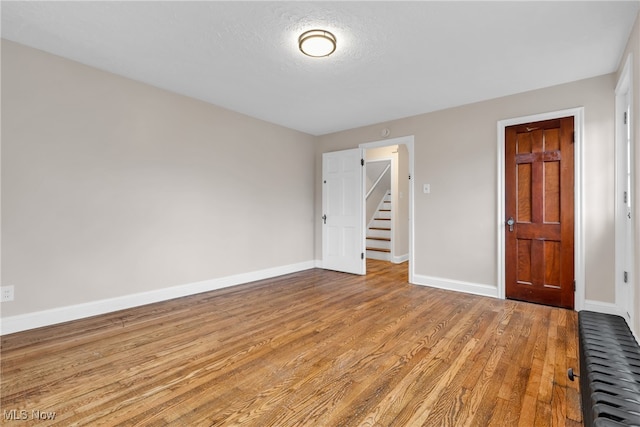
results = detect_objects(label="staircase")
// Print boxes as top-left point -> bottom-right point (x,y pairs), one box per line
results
366,191 -> 392,261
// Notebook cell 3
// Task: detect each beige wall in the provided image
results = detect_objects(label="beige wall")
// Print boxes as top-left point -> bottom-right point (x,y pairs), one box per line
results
1,40 -> 316,318
316,74 -> 616,301
1,30 -> 627,326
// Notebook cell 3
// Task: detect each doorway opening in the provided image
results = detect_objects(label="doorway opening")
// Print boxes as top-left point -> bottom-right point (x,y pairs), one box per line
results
360,136 -> 415,283
497,108 -> 584,310
320,136 -> 415,281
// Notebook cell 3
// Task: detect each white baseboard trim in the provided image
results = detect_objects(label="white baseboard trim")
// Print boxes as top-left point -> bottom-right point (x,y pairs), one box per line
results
1,260 -> 316,336
392,254 -> 409,264
412,274 -> 498,299
582,299 -> 623,316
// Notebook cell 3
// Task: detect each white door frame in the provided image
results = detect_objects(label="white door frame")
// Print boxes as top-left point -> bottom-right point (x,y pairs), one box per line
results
360,135 -> 415,283
497,108 -> 585,310
615,53 -> 635,326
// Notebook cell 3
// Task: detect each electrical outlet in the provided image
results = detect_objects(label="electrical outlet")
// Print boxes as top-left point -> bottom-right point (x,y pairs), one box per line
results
1,286 -> 14,302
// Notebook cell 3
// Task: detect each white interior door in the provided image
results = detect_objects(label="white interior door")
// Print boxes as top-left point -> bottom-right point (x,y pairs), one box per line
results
615,59 -> 634,326
322,148 -> 365,275
618,99 -> 634,324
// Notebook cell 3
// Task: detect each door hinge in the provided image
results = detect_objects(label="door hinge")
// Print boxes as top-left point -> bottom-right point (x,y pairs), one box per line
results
408,174 -> 411,180
625,191 -> 628,204
572,132 -> 575,143
361,252 -> 364,260
361,158 -> 364,166
573,280 -> 576,291
624,271 -> 629,283
624,111 -> 628,125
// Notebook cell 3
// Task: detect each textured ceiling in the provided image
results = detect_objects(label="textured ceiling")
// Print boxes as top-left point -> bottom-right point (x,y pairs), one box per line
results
2,1 -> 639,135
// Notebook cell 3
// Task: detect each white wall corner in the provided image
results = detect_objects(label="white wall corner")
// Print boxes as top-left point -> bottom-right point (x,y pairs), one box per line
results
0,260 -> 316,335
412,274 -> 499,299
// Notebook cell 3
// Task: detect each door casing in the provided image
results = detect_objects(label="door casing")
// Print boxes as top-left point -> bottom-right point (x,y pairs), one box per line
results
497,108 -> 584,310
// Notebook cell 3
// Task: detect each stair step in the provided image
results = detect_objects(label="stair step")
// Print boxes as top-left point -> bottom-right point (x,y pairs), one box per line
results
367,236 -> 391,241
367,228 -> 391,239
366,250 -> 391,261
368,192 -> 392,250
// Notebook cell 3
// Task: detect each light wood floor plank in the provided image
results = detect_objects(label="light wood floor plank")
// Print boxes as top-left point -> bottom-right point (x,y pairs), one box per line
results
1,260 -> 581,426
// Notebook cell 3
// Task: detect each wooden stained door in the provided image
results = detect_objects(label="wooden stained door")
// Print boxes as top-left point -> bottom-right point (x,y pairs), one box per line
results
505,117 -> 574,309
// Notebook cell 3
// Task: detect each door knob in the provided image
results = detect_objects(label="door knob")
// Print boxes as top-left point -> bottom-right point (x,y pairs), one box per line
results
506,217 -> 515,232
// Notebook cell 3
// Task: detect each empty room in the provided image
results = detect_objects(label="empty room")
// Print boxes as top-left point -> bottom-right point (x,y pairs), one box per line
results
2,1 -> 640,426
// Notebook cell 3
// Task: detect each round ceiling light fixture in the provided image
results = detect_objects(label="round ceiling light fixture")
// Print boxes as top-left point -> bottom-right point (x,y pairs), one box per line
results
298,29 -> 336,57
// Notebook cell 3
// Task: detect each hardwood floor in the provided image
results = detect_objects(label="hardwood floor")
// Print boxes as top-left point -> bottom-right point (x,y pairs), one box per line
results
1,260 -> 581,426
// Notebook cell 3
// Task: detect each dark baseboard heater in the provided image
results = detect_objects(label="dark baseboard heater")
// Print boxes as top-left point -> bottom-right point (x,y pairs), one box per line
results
571,310 -> 640,427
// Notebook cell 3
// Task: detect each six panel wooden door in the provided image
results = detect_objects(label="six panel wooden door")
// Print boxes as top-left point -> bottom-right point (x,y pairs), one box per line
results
322,148 -> 365,275
505,117 -> 575,309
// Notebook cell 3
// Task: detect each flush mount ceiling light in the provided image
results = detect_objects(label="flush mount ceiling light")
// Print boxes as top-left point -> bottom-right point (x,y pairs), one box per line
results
298,30 -> 336,57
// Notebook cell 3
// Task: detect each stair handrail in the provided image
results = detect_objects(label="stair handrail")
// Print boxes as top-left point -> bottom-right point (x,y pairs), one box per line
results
366,163 -> 391,200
